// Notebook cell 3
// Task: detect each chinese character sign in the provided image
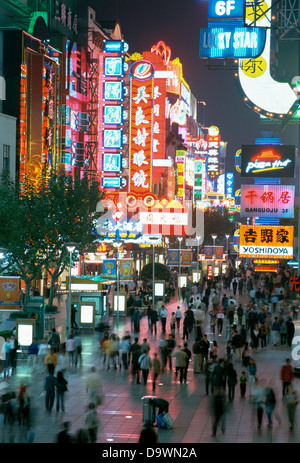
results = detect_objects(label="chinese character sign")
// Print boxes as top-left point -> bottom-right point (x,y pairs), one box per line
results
239,225 -> 294,259
176,151 -> 186,202
226,172 -> 234,198
129,69 -> 154,196
206,127 -> 220,182
240,185 -> 295,218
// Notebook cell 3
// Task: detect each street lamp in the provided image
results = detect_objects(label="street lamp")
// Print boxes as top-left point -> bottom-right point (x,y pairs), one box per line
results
196,235 -> 201,276
225,234 -> 230,255
64,242 -> 78,337
113,239 -> 123,331
211,234 -> 217,281
178,237 -> 183,300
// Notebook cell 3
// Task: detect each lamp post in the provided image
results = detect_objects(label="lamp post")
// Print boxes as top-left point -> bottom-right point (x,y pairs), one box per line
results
113,239 -> 123,331
196,235 -> 201,277
211,234 -> 217,281
149,235 -> 161,310
64,242 -> 78,338
178,237 -> 183,300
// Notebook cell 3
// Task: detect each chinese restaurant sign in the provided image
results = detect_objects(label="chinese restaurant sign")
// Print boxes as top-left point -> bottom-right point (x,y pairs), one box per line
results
239,225 -> 294,259
129,61 -> 154,196
240,185 -> 295,218
206,126 -> 220,182
241,145 -> 295,177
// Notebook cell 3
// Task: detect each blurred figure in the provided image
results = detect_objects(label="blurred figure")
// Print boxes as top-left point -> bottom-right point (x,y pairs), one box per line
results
84,402 -> 99,443
56,421 -> 73,443
284,384 -> 298,430
37,338 -> 49,373
45,347 -> 58,375
211,387 -> 226,437
74,332 -> 83,368
44,372 -> 55,413
86,367 -> 103,406
139,423 -> 158,444
27,338 -> 39,372
152,352 -> 161,392
54,370 -> 68,412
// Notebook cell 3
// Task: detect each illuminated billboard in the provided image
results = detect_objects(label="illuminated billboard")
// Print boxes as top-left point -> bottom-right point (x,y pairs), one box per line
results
208,0 -> 245,22
200,27 -> 266,58
241,145 -> 295,177
239,225 -> 294,259
240,185 -> 295,218
129,63 -> 154,196
206,126 -> 221,182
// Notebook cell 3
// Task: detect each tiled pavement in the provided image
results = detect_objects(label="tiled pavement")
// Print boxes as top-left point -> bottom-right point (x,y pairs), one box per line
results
0,289 -> 300,444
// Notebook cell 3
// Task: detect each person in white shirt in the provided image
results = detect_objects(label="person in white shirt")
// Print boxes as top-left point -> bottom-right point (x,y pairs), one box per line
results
175,306 -> 182,331
38,339 -> 50,373
66,335 -> 76,368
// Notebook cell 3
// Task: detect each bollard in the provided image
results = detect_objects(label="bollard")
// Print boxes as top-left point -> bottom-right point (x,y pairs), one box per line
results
141,395 -> 156,424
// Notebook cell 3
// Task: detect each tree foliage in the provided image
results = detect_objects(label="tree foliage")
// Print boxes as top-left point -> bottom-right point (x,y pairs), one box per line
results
140,263 -> 172,282
0,170 -> 103,309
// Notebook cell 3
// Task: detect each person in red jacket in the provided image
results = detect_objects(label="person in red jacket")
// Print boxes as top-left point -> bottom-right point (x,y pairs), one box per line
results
280,358 -> 294,398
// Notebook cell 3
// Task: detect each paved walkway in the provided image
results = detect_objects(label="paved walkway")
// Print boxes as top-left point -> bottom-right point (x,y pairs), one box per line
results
0,288 -> 300,444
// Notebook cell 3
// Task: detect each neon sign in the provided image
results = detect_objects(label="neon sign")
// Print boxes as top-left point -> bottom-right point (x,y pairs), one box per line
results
200,27 -> 266,58
240,185 -> 295,218
241,145 -> 295,177
206,126 -> 220,181
130,61 -> 155,81
176,150 -> 185,202
103,81 -> 123,101
239,225 -> 294,259
208,0 -> 245,22
129,63 -> 154,196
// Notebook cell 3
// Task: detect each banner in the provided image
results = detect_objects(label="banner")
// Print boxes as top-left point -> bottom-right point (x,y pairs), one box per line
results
181,250 -> 192,266
0,277 -> 20,310
204,246 -> 214,259
102,259 -> 117,279
119,259 -> 134,280
214,246 -> 224,259
168,250 -> 179,266
239,225 -> 293,259
240,185 -> 295,218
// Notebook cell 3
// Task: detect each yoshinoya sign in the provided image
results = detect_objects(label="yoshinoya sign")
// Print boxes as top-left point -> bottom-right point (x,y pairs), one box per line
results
239,225 -> 294,259
241,145 -> 295,177
240,185 -> 295,218
199,27 -> 266,58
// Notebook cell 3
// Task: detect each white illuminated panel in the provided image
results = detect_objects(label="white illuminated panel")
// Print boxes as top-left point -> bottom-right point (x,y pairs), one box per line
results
238,0 -> 297,115
139,212 -> 188,225
113,294 -> 125,313
18,324 -> 33,347
178,275 -> 188,288
80,305 -> 94,324
71,283 -> 98,291
155,283 -> 164,297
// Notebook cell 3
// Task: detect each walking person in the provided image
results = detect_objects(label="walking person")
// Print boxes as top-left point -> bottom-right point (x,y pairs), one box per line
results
2,337 -> 10,377
226,362 -> 238,403
74,332 -> 83,368
37,339 -> 49,373
86,367 -> 103,406
192,338 -> 201,374
252,380 -> 266,429
182,312 -> 190,341
182,342 -> 192,383
71,304 -> 78,329
240,371 -> 247,398
280,358 -> 294,398
66,334 -> 76,368
284,384 -> 298,430
27,338 -> 39,372
264,386 -> 277,428
271,317 -> 280,346
45,372 -> 55,413
84,402 -> 99,443
217,311 -> 224,336
138,351 -> 152,385
152,352 -> 161,392
173,346 -> 188,384
160,305 -> 168,335
150,307 -> 158,336
211,387 -> 226,437
175,306 -> 182,331
54,370 -> 68,412
247,358 -> 257,398
45,347 -> 58,375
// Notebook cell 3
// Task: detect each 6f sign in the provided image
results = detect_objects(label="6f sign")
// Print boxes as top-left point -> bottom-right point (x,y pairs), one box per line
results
208,0 -> 245,20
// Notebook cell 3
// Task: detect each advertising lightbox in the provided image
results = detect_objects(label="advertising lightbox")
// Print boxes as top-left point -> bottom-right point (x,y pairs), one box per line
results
199,27 -> 266,58
240,185 -> 295,218
241,145 -> 295,177
208,0 -> 245,23
239,225 -> 294,259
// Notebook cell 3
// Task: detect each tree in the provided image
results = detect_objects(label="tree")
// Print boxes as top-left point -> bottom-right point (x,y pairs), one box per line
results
0,170 -> 103,310
140,263 -> 171,282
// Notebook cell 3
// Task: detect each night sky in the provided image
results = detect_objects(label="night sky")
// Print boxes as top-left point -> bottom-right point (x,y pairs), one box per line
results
89,0 -> 300,176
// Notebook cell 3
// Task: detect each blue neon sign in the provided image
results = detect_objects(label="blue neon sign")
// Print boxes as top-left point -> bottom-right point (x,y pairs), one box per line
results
103,81 -> 123,101
199,26 -> 266,58
104,57 -> 124,77
103,152 -> 122,173
208,0 -> 245,23
103,105 -> 123,125
103,129 -> 123,149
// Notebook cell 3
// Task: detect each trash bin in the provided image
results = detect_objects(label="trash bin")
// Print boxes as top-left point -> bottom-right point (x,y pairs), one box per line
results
226,325 -> 231,342
142,395 -> 156,424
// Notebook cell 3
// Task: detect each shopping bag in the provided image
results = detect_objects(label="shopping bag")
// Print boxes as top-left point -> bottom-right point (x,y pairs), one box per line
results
156,413 -> 167,429
162,412 -> 175,429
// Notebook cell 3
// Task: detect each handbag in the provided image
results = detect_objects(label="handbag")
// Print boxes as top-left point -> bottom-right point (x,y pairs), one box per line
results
162,412 -> 175,429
